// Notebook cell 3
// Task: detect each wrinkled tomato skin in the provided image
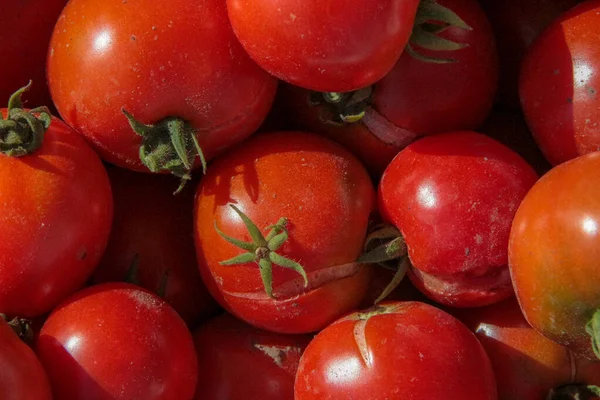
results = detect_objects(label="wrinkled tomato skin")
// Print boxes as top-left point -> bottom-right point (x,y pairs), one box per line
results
0,113 -> 113,318
48,0 -> 277,172
379,132 -> 538,307
509,152 -> 600,360
194,132 -> 375,334
193,313 -> 311,400
0,319 -> 52,400
92,167 -> 219,326
373,0 -> 498,135
294,301 -> 497,399
1,0 -> 68,109
36,283 -> 198,400
226,0 -> 420,92
520,0 -> 600,166
452,298 -> 600,400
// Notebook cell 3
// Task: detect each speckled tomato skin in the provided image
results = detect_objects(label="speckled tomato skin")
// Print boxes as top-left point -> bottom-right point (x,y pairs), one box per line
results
378,132 -> 538,307
36,283 -> 198,400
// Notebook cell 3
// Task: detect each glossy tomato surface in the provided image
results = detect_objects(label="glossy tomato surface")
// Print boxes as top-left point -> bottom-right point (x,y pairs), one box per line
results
520,0 -> 600,166
48,0 -> 277,172
379,132 -> 538,307
0,112 -> 113,318
227,0 -> 420,92
193,313 -> 311,400
295,301 -> 497,399
509,151 -> 600,360
36,283 -> 198,400
0,319 -> 52,400
194,131 -> 375,333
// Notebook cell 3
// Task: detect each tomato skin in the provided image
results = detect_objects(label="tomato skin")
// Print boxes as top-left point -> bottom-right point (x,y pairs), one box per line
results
226,0 -> 420,92
294,301 -> 497,399
520,0 -> 600,166
509,152 -> 600,360
0,0 -> 68,109
92,167 -> 219,326
48,0 -> 277,172
194,131 -> 375,333
0,113 -> 113,318
379,132 -> 538,307
193,313 -> 311,400
0,319 -> 52,400
36,283 -> 198,400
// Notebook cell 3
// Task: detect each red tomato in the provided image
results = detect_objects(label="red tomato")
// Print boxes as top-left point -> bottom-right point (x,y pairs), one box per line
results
0,99 -> 112,318
520,0 -> 600,166
453,298 -> 600,400
193,313 -> 311,400
294,301 -> 497,399
194,131 -> 375,334
92,167 -> 219,326
1,0 -> 68,109
48,0 -> 277,176
0,318 -> 52,400
226,0 -> 420,92
509,152 -> 600,360
36,283 -> 198,400
379,132 -> 538,307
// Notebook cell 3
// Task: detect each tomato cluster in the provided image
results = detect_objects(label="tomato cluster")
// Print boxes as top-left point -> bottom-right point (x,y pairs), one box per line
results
2,0 -> 600,399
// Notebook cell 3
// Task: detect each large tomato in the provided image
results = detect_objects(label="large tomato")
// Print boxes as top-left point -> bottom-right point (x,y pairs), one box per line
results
378,132 -> 538,307
509,151 -> 600,361
36,283 -> 198,400
226,0 -> 420,92
520,0 -> 600,166
294,301 -> 497,399
194,131 -> 375,334
193,313 -> 311,400
0,318 -> 52,400
48,0 -> 277,180
0,87 -> 113,318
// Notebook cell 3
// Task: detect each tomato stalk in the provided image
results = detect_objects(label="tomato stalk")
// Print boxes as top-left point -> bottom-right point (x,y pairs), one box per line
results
586,309 -> 600,360
548,384 -> 600,400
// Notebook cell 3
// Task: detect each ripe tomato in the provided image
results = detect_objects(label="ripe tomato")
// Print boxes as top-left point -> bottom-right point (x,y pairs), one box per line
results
194,131 -> 375,334
1,0 -> 67,109
92,166 -> 219,326
294,301 -> 497,399
0,90 -> 113,318
452,298 -> 600,400
193,313 -> 311,400
36,283 -> 198,400
0,318 -> 52,400
378,132 -> 538,307
520,0 -> 600,166
509,152 -> 600,361
48,0 -> 277,178
226,0 -> 420,92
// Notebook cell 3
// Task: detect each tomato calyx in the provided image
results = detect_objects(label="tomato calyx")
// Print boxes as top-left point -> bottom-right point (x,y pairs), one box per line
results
0,313 -> 34,345
548,384 -> 600,400
214,204 -> 308,298
585,309 -> 600,360
122,109 -> 207,194
0,81 -> 52,157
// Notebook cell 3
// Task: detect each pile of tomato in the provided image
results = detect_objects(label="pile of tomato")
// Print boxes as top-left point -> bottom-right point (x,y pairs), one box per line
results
2,0 -> 600,399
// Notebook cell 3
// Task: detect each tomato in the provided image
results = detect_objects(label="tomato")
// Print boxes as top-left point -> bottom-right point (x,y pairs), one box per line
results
1,0 -> 68,109
520,0 -> 600,166
36,283 -> 198,400
226,0 -> 420,92
194,131 -> 375,334
294,301 -> 497,399
509,151 -> 600,361
0,318 -> 52,400
378,131 -> 538,307
48,0 -> 277,180
0,88 -> 113,318
92,166 -> 219,326
193,313 -> 311,400
479,0 -> 581,108
452,298 -> 600,400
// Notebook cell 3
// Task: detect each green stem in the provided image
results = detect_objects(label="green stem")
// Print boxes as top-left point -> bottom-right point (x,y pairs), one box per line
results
585,309 -> 600,360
